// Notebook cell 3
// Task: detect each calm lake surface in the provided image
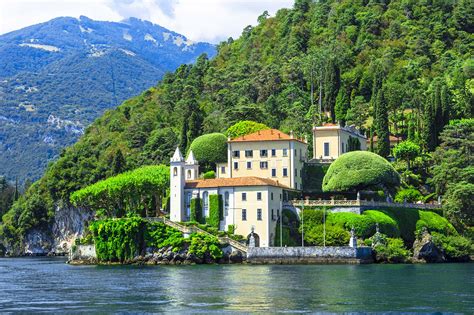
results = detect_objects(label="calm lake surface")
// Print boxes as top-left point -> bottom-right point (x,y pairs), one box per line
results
0,257 -> 472,313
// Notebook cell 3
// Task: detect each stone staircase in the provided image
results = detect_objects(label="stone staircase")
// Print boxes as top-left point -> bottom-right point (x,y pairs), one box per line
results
146,217 -> 248,253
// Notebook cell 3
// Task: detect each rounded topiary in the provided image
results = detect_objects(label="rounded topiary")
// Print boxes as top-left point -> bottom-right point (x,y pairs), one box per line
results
225,120 -> 269,139
189,133 -> 227,165
322,151 -> 401,192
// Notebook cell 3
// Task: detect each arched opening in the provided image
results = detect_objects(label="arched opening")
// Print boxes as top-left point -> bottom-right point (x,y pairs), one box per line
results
224,192 -> 229,217
173,167 -> 178,176
202,191 -> 209,217
246,233 -> 260,247
187,169 -> 192,179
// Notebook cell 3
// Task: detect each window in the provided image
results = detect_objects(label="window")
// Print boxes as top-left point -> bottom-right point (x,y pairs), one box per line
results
260,161 -> 268,169
271,149 -> 276,157
247,161 -> 252,169
271,192 -> 274,200
280,194 -> 282,200
186,193 -> 192,217
260,149 -> 268,157
257,192 -> 262,200
242,192 -> 247,201
242,209 -> 247,221
203,191 -> 209,217
221,166 -> 226,174
271,168 -> 276,177
233,150 -> 240,158
173,167 -> 178,176
257,209 -> 262,221
283,168 -> 288,177
295,182 -> 298,189
342,143 -> 345,153
187,169 -> 192,179
295,149 -> 297,156
245,150 -> 253,158
224,192 -> 229,216
271,209 -> 275,221
277,209 -> 280,219
234,162 -> 239,170
295,168 -> 298,178
324,142 -> 330,157
282,148 -> 288,157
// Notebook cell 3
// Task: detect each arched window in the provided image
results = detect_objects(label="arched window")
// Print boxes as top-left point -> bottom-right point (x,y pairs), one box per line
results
186,193 -> 192,218
173,167 -> 178,176
224,192 -> 229,216
187,169 -> 192,179
203,191 -> 209,217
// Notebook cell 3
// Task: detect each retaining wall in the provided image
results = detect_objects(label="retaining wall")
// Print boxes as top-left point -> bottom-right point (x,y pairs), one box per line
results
247,246 -> 373,264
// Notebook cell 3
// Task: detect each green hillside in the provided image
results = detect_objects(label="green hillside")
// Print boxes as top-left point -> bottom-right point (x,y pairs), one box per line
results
1,0 -> 472,252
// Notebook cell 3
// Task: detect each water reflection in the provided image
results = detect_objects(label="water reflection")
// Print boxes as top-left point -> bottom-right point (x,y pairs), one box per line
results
0,258 -> 472,313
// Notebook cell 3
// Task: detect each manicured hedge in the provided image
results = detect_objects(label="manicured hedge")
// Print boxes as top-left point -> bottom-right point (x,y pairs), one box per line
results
190,197 -> 203,223
206,194 -> 222,229
322,151 -> 401,192
189,133 -> 228,165
225,120 -> 269,139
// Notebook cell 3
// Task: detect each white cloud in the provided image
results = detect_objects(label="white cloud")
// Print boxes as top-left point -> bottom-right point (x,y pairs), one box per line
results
0,0 -> 293,43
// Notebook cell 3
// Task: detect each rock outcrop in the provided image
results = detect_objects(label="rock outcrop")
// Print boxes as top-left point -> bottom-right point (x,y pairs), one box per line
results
412,229 -> 445,263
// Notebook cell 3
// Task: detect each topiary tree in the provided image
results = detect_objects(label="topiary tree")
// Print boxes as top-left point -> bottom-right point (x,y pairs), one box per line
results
393,140 -> 421,170
225,120 -> 270,139
322,151 -> 401,194
188,133 -> 227,171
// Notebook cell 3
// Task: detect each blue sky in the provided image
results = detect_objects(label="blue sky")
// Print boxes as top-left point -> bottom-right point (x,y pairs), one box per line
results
0,0 -> 294,43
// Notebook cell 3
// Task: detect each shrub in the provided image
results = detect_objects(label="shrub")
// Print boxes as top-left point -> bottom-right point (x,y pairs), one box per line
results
304,224 -> 350,246
227,224 -> 235,234
363,210 -> 400,237
188,133 -> 227,167
432,232 -> 472,260
394,187 -> 423,203
326,211 -> 399,239
190,197 -> 203,223
393,140 -> 421,170
206,194 -> 222,229
373,238 -> 410,263
225,120 -> 269,139
322,151 -> 401,193
203,171 -> 216,179
416,211 -> 457,235
187,233 -> 223,260
146,221 -> 185,252
301,209 -> 324,226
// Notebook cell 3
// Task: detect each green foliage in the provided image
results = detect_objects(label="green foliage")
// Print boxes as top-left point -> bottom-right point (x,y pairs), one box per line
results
203,171 -> 216,179
374,89 -> 390,158
188,133 -> 227,170
225,120 -> 270,139
227,224 -> 235,234
0,177 -> 15,219
302,164 -> 329,192
145,221 -> 185,252
70,165 -> 169,218
394,187 -> 423,203
206,194 -> 222,229
374,238 -> 410,263
190,197 -> 203,223
322,151 -> 401,193
416,211 -> 457,236
187,233 -> 223,260
432,232 -> 473,260
393,141 -> 421,170
90,217 -> 147,262
304,224 -> 350,246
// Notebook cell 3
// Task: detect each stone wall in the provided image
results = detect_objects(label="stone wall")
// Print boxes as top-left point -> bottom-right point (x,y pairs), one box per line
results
69,244 -> 97,264
247,246 -> 373,264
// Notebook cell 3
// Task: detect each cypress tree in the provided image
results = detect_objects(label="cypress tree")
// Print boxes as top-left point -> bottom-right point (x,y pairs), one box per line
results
323,58 -> 340,122
422,96 -> 436,152
334,88 -> 350,126
179,119 -> 188,153
111,149 -> 126,175
440,85 -> 450,126
433,81 -> 443,146
374,90 -> 390,158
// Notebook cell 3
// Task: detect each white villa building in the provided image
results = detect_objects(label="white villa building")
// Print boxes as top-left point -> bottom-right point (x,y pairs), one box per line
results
170,129 -> 307,247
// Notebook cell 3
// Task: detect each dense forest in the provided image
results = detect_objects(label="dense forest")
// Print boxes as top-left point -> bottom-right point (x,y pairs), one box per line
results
0,0 -> 472,252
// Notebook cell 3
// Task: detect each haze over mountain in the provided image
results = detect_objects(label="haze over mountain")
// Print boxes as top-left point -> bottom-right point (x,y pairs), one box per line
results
0,15 -> 215,182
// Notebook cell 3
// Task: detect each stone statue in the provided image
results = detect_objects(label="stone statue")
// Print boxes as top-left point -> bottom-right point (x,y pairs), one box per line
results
248,226 -> 256,248
349,225 -> 357,248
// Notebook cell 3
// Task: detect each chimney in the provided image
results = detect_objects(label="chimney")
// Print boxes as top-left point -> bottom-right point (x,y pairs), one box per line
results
290,130 -> 294,139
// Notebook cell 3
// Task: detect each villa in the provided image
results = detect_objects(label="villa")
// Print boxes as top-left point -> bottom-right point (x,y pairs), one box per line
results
170,125 -> 367,247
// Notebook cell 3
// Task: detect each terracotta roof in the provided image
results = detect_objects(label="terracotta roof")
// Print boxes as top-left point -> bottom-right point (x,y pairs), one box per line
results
229,129 -> 306,143
185,176 -> 290,189
369,135 -> 403,143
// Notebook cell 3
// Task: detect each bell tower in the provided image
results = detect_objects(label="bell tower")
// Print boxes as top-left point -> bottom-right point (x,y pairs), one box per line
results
170,147 -> 185,222
185,150 -> 199,180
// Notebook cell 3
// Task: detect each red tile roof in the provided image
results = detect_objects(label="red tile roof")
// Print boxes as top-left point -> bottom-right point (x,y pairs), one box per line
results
229,129 -> 306,143
185,176 -> 289,189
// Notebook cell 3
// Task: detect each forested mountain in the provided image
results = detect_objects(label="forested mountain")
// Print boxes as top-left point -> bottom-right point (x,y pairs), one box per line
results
0,16 -> 215,182
1,0 -> 472,253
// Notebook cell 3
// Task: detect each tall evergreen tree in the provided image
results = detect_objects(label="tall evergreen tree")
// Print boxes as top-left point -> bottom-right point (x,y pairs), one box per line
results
422,96 -> 437,152
179,119 -> 188,153
374,90 -> 390,158
334,88 -> 350,126
111,149 -> 126,175
323,58 -> 340,122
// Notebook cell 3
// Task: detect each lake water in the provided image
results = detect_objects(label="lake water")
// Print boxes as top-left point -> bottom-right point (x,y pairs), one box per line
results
0,257 -> 472,313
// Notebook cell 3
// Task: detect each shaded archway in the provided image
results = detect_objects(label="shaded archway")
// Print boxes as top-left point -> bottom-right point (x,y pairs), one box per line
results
246,233 -> 260,247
